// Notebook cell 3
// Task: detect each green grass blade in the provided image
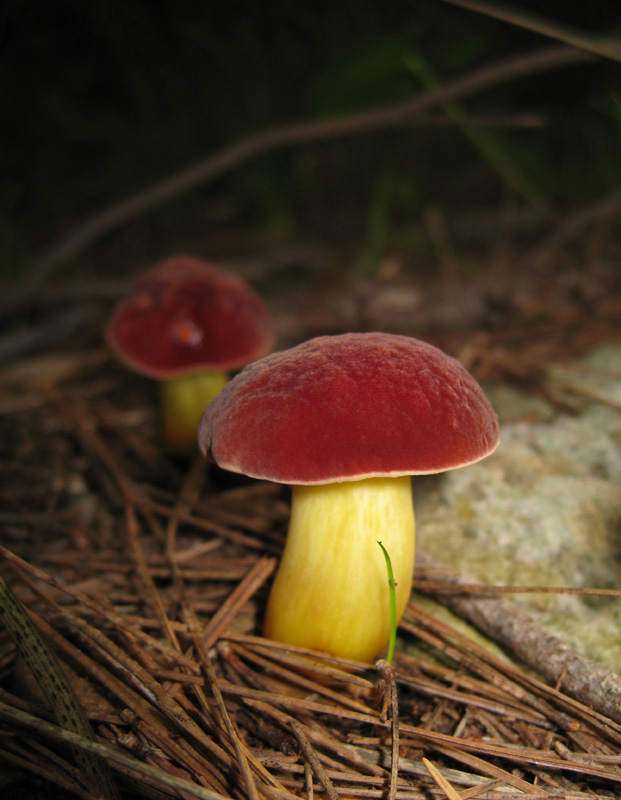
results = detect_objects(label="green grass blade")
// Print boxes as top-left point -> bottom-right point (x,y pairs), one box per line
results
377,541 -> 397,664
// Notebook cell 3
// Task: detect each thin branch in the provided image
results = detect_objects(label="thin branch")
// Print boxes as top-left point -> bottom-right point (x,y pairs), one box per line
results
438,0 -> 621,61
1,44 -> 590,319
414,579 -> 621,597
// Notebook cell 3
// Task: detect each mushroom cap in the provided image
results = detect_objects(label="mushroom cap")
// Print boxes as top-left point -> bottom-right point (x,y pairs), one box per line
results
106,256 -> 275,378
198,332 -> 499,485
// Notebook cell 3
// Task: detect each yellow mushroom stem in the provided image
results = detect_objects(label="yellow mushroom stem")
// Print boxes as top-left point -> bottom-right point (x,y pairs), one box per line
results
160,370 -> 228,452
264,475 -> 415,663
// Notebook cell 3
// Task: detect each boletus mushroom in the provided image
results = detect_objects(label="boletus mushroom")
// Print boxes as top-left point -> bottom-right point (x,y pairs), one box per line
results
198,332 -> 499,662
106,255 -> 274,451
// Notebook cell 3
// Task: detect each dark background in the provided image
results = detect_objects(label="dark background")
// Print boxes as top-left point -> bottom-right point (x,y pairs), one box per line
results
2,1 -> 621,287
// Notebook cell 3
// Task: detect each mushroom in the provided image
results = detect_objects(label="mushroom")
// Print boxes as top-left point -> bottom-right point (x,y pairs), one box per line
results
106,255 -> 274,451
198,332 -> 499,662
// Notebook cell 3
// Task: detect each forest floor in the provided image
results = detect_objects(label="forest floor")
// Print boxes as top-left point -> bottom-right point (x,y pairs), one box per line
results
1,205 -> 620,799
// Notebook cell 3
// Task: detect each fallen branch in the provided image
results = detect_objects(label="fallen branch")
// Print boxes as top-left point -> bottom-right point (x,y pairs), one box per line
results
415,550 -> 621,724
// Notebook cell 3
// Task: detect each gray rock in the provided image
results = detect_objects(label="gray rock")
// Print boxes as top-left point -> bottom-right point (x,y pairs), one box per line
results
413,342 -> 621,669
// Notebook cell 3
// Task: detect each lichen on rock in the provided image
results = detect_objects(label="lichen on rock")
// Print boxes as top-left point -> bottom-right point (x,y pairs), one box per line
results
414,343 -> 621,669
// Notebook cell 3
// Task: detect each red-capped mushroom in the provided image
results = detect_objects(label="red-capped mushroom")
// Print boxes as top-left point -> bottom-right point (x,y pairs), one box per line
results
198,332 -> 499,662
106,256 -> 274,451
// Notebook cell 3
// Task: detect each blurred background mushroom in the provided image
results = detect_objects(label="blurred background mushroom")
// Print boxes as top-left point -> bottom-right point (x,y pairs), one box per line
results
106,255 -> 275,452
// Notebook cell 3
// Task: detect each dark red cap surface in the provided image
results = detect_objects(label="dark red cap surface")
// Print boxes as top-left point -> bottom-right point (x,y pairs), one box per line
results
106,256 -> 274,378
198,332 -> 499,484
